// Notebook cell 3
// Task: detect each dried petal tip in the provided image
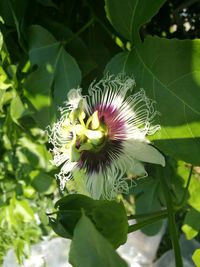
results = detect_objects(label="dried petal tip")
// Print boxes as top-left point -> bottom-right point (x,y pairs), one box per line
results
47,74 -> 165,199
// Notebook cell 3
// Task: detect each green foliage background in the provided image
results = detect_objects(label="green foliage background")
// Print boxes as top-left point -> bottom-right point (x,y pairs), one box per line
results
0,0 -> 200,266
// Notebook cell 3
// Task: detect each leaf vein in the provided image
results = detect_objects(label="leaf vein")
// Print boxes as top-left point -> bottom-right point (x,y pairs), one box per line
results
167,71 -> 200,87
135,49 -> 200,116
129,0 -> 139,42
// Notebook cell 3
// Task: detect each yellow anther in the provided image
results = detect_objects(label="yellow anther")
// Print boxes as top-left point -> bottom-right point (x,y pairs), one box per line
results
86,111 -> 100,130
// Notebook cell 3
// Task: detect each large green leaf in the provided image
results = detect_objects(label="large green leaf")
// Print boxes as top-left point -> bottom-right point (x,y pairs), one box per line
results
105,37 -> 200,164
24,25 -> 81,128
40,21 -> 97,77
105,0 -> 166,43
69,214 -> 128,267
49,194 -> 128,248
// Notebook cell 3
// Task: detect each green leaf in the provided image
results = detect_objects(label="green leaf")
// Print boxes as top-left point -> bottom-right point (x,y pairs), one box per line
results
30,170 -> 56,194
24,25 -> 81,128
18,136 -> 51,170
92,201 -> 128,248
192,248 -> 200,267
55,193 -> 96,210
177,162 -> 200,212
49,195 -> 94,238
13,238 -> 27,265
105,37 -> 200,164
69,214 -> 128,267
40,21 -> 97,77
10,95 -> 26,126
51,194 -> 128,248
182,208 -> 200,240
186,178 -> 200,212
49,216 -> 73,239
0,66 -> 12,90
24,66 -> 54,128
0,0 -> 27,50
0,30 -> 3,51
0,0 -> 27,29
0,64 -> 13,112
105,0 -> 166,43
10,197 -> 35,223
133,178 -> 163,235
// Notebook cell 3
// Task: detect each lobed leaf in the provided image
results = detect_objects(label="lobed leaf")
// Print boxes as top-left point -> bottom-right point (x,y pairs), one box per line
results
105,37 -> 200,164
24,25 -> 81,128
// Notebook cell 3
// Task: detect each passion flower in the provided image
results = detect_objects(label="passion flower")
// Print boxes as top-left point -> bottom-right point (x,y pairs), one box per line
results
47,74 -> 165,199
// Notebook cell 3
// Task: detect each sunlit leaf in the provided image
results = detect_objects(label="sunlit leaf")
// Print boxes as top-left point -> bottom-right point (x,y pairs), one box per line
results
0,66 -> 12,90
192,248 -> 200,267
10,95 -> 27,126
10,197 -> 35,223
24,25 -> 81,128
40,21 -> 97,77
177,162 -> 200,212
18,136 -> 52,170
105,37 -> 200,164
182,208 -> 200,240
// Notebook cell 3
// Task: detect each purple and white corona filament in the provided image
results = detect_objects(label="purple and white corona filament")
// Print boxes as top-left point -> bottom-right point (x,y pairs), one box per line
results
48,75 -> 165,199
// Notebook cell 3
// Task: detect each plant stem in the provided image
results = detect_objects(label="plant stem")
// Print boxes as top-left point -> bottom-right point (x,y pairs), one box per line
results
46,210 -> 81,216
128,213 -> 167,233
63,18 -> 94,46
128,209 -> 167,220
159,166 -> 183,267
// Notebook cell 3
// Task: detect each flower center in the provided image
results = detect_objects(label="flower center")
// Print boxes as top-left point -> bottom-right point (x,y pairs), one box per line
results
61,102 -> 108,163
74,110 -> 108,152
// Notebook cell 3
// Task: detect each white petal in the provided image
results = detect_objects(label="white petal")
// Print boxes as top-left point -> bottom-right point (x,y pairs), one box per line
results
84,172 -> 104,200
105,166 -> 129,199
52,153 -> 69,166
61,161 -> 77,173
128,160 -> 147,177
67,88 -> 83,108
124,140 -> 165,166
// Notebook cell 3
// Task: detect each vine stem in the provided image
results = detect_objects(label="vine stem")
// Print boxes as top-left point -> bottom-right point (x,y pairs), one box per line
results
128,212 -> 167,233
62,18 -> 94,46
128,209 -> 167,220
159,166 -> 183,267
